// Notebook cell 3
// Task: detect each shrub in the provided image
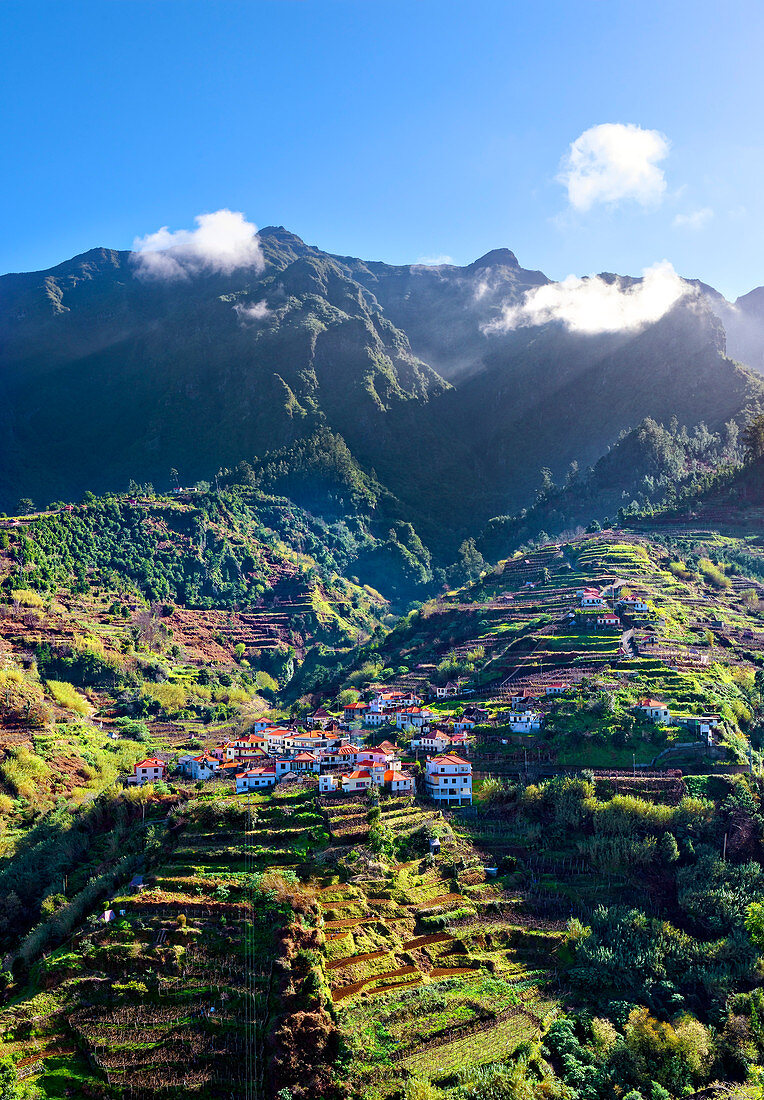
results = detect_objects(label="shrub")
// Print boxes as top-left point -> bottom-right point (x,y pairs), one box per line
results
46,679 -> 90,715
11,589 -> 45,608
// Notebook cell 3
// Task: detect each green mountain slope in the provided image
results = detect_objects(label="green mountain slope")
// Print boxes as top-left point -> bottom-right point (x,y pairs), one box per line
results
3,228 -> 764,554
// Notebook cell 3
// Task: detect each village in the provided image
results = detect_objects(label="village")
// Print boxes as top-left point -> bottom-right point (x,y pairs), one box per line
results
119,550 -> 743,804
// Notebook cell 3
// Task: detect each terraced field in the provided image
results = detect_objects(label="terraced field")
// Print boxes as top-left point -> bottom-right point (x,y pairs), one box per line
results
315,795 -> 562,1095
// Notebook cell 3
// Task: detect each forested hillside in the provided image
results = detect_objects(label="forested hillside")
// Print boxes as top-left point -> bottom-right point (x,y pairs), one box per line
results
2,229 -> 763,559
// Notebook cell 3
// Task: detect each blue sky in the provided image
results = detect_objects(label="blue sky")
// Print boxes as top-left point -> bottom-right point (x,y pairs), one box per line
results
1,0 -> 763,297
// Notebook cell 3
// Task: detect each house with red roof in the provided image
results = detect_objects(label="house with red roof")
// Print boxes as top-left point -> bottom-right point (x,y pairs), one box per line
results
384,769 -> 414,794
424,755 -> 472,805
636,698 -> 671,723
235,766 -> 277,793
130,757 -> 167,785
342,768 -> 373,793
544,682 -> 569,695
322,743 -> 359,767
396,706 -> 436,730
343,700 -> 369,722
307,707 -> 334,727
411,729 -> 452,754
291,751 -> 321,774
187,753 -> 221,781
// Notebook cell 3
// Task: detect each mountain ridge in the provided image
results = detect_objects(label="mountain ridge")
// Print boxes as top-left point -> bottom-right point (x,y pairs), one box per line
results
1,229 -> 763,560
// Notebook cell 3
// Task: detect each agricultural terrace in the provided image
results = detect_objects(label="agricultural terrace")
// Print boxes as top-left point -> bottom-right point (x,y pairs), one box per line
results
359,533 -> 763,771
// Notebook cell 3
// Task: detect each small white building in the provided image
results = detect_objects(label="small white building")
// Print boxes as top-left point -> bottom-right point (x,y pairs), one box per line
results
187,753 -> 221,781
544,682 -> 568,696
129,757 -> 167,785
396,707 -> 436,730
637,698 -> 671,723
507,711 -> 542,733
384,769 -> 415,794
236,766 -> 277,793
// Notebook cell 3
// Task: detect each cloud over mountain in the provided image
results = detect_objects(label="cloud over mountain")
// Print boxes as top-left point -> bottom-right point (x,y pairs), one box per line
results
559,123 -> 670,211
133,209 -> 265,279
485,260 -> 689,335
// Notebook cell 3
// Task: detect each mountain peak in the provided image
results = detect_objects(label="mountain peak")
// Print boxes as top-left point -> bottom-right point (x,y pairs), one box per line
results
468,247 -> 520,270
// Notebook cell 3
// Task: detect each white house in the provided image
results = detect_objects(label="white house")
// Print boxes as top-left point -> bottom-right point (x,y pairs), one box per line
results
187,753 -> 221,781
342,768 -> 373,793
364,710 -> 394,728
322,744 -> 358,767
511,690 -> 542,711
620,597 -> 650,613
130,757 -> 167,785
596,613 -> 621,629
431,680 -> 460,699
411,730 -> 452,753
581,593 -> 605,608
396,707 -> 436,730
384,769 -> 415,794
425,755 -> 473,805
507,711 -> 542,733
319,773 -> 340,794
637,698 -> 671,723
236,766 -> 277,793
544,682 -> 568,696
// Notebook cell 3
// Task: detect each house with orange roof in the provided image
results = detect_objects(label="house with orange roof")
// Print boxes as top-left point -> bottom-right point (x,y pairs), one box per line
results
130,757 -> 167,785
424,754 -> 472,805
396,706 -> 436,730
342,768 -> 373,793
411,729 -> 452,754
636,698 -> 671,723
187,753 -> 221,781
384,768 -> 414,794
291,751 -> 321,773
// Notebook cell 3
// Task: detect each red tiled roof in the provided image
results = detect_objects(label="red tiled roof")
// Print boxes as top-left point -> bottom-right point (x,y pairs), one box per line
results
136,758 -> 165,769
346,769 -> 371,780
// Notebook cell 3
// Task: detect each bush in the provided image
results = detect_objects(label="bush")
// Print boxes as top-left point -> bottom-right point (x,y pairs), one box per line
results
46,679 -> 90,715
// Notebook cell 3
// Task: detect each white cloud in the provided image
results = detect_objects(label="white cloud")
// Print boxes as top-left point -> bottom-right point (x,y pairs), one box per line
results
234,300 -> 270,323
485,261 -> 690,336
414,254 -> 453,267
672,207 -> 714,230
559,123 -> 670,211
133,209 -> 265,279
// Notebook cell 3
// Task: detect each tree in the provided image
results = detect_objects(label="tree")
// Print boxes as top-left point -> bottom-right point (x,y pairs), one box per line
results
742,413 -> 764,463
0,1058 -> 20,1100
658,831 -> 680,865
16,498 -> 34,515
456,539 -> 484,582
